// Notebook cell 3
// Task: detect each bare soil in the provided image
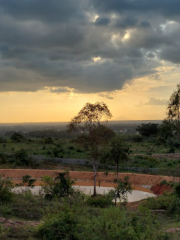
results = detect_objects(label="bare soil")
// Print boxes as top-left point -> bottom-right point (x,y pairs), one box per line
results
150,184 -> 174,195
0,169 -> 179,193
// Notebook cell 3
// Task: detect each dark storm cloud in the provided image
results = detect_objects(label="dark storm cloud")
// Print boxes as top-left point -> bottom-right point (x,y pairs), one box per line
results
92,0 -> 180,20
0,0 -> 179,93
94,17 -> 110,26
0,0 -> 87,23
112,16 -> 139,29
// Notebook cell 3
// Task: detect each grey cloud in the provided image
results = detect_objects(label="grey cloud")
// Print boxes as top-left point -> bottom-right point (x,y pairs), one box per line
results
113,16 -> 138,29
149,85 -> 176,94
49,87 -> 71,93
92,0 -> 180,20
0,0 -> 179,93
146,52 -> 156,58
160,45 -> 180,63
139,21 -> 151,28
145,98 -> 168,105
98,93 -> 114,99
94,17 -> 110,26
0,0 -> 88,23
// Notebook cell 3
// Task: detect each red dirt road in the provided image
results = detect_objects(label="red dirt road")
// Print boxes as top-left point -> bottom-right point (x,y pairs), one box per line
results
0,169 -> 179,193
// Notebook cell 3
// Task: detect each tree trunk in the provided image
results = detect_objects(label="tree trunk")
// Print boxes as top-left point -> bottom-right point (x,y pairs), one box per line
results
115,159 -> 119,207
116,160 -> 119,181
93,163 -> 97,196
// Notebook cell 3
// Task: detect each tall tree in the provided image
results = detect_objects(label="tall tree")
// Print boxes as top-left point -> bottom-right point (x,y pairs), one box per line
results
102,136 -> 129,181
167,84 -> 180,139
67,102 -> 114,196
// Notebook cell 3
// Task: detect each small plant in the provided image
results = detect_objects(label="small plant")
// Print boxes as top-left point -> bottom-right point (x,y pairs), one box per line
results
76,148 -> 83,152
0,176 -> 14,202
44,137 -> 53,144
52,148 -> 60,157
167,162 -> 173,167
68,146 -> 75,150
104,171 -> 109,177
37,210 -> 78,240
11,132 -> 25,142
112,176 -> 132,205
42,171 -> 75,200
15,149 -> 30,166
175,183 -> 180,198
160,180 -> 168,185
22,175 -> 36,188
86,194 -> 113,208
167,147 -> 175,153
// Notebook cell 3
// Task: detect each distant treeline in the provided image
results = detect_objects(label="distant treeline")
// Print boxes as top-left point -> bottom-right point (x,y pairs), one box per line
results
4,130 -> 78,139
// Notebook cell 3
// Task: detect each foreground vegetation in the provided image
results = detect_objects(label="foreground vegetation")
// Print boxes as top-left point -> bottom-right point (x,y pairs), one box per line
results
1,175 -> 179,240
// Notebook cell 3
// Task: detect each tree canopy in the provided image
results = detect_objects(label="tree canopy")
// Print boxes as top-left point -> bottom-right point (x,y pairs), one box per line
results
136,123 -> 159,137
167,84 -> 180,122
67,102 -> 114,195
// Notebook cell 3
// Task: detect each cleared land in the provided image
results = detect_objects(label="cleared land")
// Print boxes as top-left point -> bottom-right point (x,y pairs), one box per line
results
1,169 -> 179,193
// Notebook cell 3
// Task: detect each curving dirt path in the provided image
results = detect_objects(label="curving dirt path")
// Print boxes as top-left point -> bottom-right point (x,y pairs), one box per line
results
0,169 -> 179,193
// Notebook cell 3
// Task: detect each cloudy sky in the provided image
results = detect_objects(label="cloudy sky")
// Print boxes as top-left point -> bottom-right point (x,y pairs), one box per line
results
0,0 -> 180,122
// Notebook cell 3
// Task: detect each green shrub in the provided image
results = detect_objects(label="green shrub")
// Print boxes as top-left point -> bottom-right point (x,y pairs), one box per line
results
76,148 -> 83,153
160,180 -> 168,186
167,162 -> 173,167
175,183 -> 180,198
142,193 -> 180,216
68,146 -> 75,150
0,224 -> 8,239
44,137 -> 53,144
0,137 -> 6,143
0,176 -> 14,202
0,205 -> 12,217
86,194 -> 113,208
167,147 -> 175,153
37,210 -> 78,240
52,148 -> 60,157
11,132 -> 25,142
132,135 -> 143,142
0,153 -> 7,164
37,206 -> 169,240
42,171 -> 75,200
15,149 -> 29,165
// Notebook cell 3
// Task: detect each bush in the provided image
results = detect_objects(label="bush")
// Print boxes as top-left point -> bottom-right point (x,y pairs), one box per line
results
142,193 -> 180,216
76,148 -> 83,153
52,148 -> 60,157
86,194 -> 113,208
0,137 -> 6,143
175,183 -> 180,198
44,137 -> 53,144
167,147 -> 175,153
160,180 -> 168,186
132,135 -> 143,142
42,171 -> 75,200
11,132 -> 25,142
0,153 -> 7,164
14,149 -> 38,167
37,210 -> 78,240
15,149 -> 29,165
68,146 -> 75,150
167,162 -> 173,167
37,205 -> 169,240
0,176 -> 14,202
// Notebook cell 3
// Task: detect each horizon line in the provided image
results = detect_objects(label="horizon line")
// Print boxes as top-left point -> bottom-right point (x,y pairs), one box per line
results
0,119 -> 163,124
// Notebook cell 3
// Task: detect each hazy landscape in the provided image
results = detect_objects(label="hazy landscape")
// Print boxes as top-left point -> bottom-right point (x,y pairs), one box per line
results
1,0 -> 180,239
